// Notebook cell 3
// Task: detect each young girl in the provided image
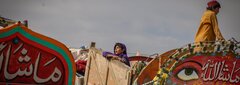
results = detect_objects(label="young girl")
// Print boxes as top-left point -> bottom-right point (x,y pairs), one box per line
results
102,43 -> 130,66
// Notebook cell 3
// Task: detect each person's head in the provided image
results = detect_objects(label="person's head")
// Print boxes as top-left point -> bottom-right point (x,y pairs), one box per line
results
114,43 -> 127,55
207,1 -> 221,14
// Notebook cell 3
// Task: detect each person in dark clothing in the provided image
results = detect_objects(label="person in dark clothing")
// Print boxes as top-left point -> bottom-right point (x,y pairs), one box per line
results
102,43 -> 130,66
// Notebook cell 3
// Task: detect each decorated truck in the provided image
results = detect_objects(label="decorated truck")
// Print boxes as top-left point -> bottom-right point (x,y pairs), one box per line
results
0,22 -> 76,84
135,40 -> 240,85
0,19 -> 239,85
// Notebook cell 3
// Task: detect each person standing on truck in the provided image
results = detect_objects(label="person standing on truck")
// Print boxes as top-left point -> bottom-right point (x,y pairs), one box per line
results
102,42 -> 130,66
194,0 -> 224,43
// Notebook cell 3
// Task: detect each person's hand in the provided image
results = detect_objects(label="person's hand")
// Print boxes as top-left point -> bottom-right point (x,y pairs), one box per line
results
105,54 -> 125,62
106,54 -> 119,60
106,54 -> 115,58
108,55 -> 124,62
113,56 -> 125,62
111,55 -> 119,60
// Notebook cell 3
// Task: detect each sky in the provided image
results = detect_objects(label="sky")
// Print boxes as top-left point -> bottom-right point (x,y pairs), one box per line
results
0,0 -> 239,56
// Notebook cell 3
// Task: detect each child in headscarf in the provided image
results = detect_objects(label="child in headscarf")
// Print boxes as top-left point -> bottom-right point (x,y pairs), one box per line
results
102,43 -> 130,66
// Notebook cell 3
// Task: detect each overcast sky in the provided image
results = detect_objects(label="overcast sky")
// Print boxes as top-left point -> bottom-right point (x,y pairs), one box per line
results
1,0 -> 239,55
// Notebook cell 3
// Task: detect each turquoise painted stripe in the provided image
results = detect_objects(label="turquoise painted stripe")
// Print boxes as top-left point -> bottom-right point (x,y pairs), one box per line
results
0,26 -> 73,85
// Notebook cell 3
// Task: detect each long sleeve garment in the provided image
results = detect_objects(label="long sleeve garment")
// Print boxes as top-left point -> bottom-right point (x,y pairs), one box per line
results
194,10 -> 224,43
102,51 -> 130,66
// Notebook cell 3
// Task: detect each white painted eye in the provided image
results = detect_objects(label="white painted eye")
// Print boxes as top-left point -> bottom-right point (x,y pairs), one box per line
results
177,68 -> 199,81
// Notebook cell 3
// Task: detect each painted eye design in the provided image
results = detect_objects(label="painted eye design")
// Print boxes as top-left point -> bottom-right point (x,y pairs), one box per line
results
177,68 -> 199,81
